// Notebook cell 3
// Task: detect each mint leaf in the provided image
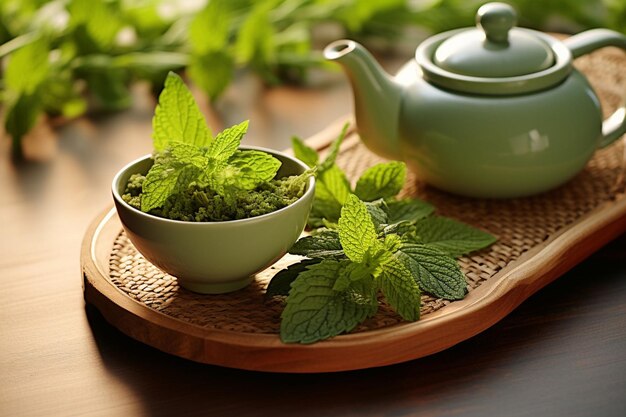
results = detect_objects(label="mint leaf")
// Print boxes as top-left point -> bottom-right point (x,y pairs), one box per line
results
413,216 -> 497,257
380,257 -> 421,321
141,163 -> 200,212
266,259 -> 319,297
318,165 -> 352,205
395,243 -> 466,300
152,72 -> 212,151
338,194 -> 377,263
354,161 -> 406,201
291,136 -> 319,168
289,230 -> 344,259
227,149 -> 282,190
208,120 -> 249,161
309,165 -> 352,226
280,259 -> 375,344
387,198 -> 434,223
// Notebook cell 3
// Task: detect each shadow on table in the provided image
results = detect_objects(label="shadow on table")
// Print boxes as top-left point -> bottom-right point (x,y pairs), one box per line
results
85,239 -> 626,417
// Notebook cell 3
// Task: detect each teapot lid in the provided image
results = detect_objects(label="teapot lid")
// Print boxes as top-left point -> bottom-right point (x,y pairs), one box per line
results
416,2 -> 573,95
434,3 -> 554,77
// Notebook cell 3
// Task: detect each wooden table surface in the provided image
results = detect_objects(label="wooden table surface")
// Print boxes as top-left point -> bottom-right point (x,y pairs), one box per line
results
2,64 -> 626,417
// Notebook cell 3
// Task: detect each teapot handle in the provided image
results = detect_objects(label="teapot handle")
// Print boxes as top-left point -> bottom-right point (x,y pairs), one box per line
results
564,29 -> 626,148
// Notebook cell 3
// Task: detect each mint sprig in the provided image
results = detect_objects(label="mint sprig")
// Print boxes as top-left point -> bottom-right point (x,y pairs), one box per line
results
270,131 -> 496,344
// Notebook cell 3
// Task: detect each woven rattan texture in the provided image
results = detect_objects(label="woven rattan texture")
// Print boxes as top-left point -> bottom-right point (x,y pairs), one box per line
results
108,47 -> 626,335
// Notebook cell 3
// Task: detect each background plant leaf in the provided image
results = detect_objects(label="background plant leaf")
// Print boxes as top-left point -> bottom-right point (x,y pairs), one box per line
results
141,163 -> 200,212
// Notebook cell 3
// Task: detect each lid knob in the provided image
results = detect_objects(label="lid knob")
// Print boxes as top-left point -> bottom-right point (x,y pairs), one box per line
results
477,2 -> 517,44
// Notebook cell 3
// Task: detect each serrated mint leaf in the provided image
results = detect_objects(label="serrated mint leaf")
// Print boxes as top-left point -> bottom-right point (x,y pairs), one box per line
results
289,230 -> 344,259
395,243 -> 466,300
387,198 -> 435,223
319,165 -> 352,205
152,72 -> 212,151
354,161 -> 406,201
280,259 -> 374,344
266,260 -> 319,297
338,194 -> 377,263
208,120 -> 249,161
291,136 -> 319,168
380,257 -> 421,321
141,163 -> 199,212
227,149 -> 281,190
414,216 -> 497,257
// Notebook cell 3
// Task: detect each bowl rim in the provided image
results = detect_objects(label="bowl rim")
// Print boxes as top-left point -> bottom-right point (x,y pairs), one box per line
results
112,145 -> 316,226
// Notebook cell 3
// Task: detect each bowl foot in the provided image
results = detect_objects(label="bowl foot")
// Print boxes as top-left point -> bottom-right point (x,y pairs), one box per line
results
179,276 -> 254,294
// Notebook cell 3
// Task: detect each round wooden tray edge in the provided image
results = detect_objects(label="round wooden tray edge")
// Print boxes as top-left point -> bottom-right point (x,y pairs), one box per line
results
82,196 -> 626,372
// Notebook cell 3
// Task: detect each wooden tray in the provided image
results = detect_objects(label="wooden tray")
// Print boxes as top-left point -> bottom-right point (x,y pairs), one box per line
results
82,46 -> 626,373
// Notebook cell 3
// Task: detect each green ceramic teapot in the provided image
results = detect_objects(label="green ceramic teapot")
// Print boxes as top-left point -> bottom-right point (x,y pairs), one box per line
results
324,2 -> 626,198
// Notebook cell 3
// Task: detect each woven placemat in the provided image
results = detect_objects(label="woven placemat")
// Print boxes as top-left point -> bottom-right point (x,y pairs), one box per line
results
108,46 -> 626,336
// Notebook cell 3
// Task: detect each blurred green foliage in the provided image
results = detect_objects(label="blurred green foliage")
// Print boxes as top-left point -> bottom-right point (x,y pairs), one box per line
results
0,0 -> 624,157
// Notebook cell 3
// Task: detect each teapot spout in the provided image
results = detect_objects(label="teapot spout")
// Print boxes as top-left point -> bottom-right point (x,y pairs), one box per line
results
324,40 -> 402,160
